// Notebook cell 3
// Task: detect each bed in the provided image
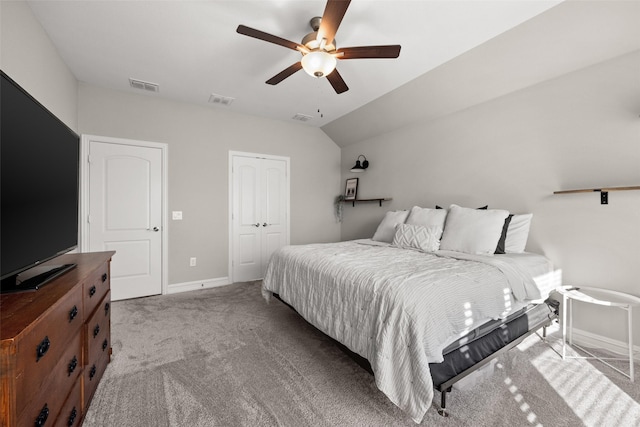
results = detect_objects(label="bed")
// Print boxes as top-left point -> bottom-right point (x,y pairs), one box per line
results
261,205 -> 559,423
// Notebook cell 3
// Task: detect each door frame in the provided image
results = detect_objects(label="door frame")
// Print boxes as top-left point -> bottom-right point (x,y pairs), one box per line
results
80,134 -> 169,295
228,151 -> 290,284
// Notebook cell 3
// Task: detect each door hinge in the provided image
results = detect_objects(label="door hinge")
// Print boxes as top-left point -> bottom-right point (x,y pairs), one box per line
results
87,215 -> 91,224
87,155 -> 92,164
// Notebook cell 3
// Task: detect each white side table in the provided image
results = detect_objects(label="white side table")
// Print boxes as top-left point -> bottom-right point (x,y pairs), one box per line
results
556,285 -> 640,382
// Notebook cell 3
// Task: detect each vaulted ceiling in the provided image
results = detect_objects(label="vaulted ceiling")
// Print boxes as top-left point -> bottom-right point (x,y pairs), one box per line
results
26,1 -> 640,147
27,0 -> 561,129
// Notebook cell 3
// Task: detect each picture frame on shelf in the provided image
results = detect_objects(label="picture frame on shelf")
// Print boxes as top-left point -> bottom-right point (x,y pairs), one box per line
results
344,178 -> 358,201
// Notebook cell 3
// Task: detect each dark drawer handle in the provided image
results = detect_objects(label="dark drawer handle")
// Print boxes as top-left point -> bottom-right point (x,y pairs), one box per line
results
89,364 -> 97,380
68,355 -> 78,376
89,285 -> 97,297
104,302 -> 110,315
35,403 -> 49,426
102,338 -> 108,351
102,273 -> 108,282
69,305 -> 78,322
67,407 -> 77,426
93,324 -> 100,338
36,336 -> 50,362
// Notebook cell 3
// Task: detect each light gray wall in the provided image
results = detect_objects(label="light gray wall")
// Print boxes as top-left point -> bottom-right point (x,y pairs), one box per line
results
78,84 -> 341,284
5,0 -> 638,349
340,50 -> 640,344
323,0 -> 640,148
2,0 -> 340,287
0,1 -> 77,131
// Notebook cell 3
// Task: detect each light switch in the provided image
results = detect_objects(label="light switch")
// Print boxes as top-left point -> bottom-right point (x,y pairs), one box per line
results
172,211 -> 183,220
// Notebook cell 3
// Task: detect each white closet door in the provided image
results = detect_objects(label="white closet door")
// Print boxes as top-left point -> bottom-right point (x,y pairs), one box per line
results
231,154 -> 289,282
260,159 -> 287,274
232,156 -> 262,282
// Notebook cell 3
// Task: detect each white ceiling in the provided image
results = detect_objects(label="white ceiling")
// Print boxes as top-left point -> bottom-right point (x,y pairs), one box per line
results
27,0 -> 563,128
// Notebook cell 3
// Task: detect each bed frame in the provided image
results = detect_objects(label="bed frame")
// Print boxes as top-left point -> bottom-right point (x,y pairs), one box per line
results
273,293 -> 559,417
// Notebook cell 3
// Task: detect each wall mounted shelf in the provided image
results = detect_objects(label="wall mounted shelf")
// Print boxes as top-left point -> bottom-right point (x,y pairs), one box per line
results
343,198 -> 392,207
554,186 -> 640,204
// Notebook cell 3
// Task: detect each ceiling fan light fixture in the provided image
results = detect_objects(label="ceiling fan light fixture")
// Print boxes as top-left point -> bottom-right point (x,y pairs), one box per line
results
301,50 -> 337,78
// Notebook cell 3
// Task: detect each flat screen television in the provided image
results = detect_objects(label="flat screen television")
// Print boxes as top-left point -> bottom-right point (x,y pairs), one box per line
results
1,70 -> 80,293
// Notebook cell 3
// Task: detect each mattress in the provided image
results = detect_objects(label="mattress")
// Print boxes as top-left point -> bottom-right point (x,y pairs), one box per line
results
262,240 -> 555,423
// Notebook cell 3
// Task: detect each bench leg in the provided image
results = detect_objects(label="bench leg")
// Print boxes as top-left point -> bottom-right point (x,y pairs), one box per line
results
437,387 -> 451,417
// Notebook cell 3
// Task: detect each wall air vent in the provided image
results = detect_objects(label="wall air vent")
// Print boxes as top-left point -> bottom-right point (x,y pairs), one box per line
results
208,93 -> 235,106
129,78 -> 159,92
292,113 -> 313,122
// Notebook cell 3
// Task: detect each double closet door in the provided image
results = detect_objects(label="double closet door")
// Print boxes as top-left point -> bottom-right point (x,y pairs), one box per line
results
231,153 -> 289,282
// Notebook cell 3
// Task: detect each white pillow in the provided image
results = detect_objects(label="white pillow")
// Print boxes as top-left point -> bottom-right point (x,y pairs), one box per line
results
440,204 -> 510,255
405,206 -> 447,235
392,223 -> 442,253
505,213 -> 533,253
372,210 -> 409,243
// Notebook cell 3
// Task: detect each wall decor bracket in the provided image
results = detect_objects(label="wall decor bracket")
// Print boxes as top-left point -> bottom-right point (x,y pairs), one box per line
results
554,186 -> 640,204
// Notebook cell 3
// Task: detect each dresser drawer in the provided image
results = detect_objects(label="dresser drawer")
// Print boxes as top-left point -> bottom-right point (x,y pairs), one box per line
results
83,349 -> 110,411
14,286 -> 83,416
17,332 -> 82,427
85,291 -> 111,366
53,377 -> 82,427
83,262 -> 110,318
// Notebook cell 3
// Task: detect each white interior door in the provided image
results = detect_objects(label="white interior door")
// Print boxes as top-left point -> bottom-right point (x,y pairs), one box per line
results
88,140 -> 163,301
231,154 -> 288,282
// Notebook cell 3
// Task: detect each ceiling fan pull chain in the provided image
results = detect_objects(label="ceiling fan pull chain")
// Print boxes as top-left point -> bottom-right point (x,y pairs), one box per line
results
316,81 -> 324,118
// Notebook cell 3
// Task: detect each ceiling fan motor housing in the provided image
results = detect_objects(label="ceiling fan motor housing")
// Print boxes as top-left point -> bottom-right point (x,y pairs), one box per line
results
301,32 -> 336,52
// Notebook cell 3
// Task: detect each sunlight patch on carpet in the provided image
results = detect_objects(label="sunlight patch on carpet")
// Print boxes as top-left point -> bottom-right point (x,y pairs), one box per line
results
503,375 -> 542,427
531,347 -> 640,427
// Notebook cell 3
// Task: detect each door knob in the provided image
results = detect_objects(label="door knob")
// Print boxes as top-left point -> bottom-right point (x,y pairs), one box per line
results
253,223 -> 260,227
262,223 -> 268,227
153,227 -> 159,232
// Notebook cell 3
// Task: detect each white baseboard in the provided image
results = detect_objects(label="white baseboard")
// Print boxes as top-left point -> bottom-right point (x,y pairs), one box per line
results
167,277 -> 230,294
570,327 -> 640,361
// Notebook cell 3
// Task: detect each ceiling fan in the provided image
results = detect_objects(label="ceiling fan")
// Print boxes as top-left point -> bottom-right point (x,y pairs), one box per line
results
236,0 -> 401,94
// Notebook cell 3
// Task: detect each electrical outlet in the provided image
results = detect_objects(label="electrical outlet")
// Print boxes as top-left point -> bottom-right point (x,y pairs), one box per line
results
172,211 -> 183,220
189,257 -> 196,267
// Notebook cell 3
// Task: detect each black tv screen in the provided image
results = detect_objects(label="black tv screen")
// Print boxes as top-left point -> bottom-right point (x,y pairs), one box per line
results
1,70 -> 79,290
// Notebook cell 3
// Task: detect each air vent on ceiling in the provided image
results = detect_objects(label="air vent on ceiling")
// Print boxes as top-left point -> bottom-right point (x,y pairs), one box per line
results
129,78 -> 159,92
292,113 -> 313,122
208,93 -> 235,106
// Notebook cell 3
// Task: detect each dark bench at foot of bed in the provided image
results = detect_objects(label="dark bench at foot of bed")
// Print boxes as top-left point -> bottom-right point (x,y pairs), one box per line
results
431,299 -> 558,416
272,293 -> 559,417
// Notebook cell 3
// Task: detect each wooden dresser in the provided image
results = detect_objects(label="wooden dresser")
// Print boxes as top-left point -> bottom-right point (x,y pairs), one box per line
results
1,251 -> 115,427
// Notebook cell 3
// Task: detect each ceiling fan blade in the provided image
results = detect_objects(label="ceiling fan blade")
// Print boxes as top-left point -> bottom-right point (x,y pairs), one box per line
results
337,45 -> 401,60
326,68 -> 349,94
237,25 -> 301,51
266,62 -> 303,85
317,0 -> 351,46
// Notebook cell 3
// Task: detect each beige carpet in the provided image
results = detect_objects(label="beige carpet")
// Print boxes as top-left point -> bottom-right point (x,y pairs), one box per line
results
83,282 -> 640,426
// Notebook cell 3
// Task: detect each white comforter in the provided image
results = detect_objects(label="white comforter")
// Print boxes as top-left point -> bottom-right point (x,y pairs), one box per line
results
262,240 -> 552,423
